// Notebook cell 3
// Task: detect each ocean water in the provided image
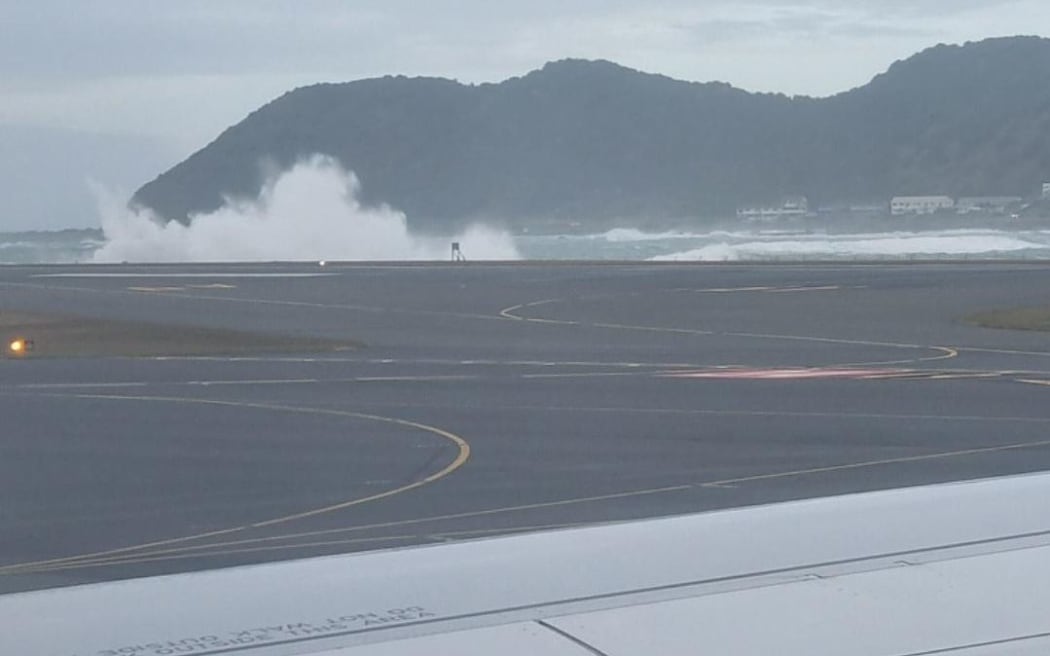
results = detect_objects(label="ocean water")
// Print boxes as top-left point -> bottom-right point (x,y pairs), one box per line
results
0,230 -> 105,264
5,226 -> 1050,264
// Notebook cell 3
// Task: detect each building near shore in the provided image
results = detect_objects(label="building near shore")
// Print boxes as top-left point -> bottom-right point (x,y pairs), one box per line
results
737,196 -> 809,221
956,196 -> 1023,214
890,196 -> 955,215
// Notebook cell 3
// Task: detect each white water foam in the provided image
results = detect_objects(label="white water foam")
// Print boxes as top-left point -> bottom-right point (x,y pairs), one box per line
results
599,228 -> 695,242
650,230 -> 1048,261
92,155 -> 520,263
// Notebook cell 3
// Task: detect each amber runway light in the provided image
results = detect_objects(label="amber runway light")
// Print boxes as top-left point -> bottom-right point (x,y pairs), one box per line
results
7,337 -> 31,356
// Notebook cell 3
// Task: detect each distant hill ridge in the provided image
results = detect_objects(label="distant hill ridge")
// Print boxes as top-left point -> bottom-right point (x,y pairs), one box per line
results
133,36 -> 1050,232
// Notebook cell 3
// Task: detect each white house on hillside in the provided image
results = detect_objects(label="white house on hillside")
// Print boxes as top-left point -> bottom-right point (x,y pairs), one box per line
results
891,196 -> 955,215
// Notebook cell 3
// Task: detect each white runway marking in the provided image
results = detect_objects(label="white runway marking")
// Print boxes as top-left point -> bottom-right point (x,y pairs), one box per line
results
148,356 -> 706,368
663,367 -> 909,380
15,382 -> 149,390
959,347 -> 1050,358
1017,379 -> 1050,388
672,285 -> 846,294
33,273 -> 336,279
4,375 -> 483,390
765,285 -> 842,293
126,284 -> 238,292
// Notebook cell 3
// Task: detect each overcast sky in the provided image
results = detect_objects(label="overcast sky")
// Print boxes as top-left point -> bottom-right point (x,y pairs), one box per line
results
2,0 -> 1049,229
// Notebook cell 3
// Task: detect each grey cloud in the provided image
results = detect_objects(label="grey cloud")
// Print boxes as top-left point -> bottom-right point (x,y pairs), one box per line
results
0,0 -> 633,80
2,1 -> 395,79
0,0 -> 1039,82
1,0 -> 1046,149
680,7 -> 935,46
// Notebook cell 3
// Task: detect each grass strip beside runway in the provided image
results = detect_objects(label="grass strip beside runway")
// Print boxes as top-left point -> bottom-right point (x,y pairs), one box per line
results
0,310 -> 362,357
966,307 -> 1050,332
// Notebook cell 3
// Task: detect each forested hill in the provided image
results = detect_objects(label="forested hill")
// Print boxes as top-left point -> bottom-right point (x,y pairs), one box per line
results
133,36 -> 1050,232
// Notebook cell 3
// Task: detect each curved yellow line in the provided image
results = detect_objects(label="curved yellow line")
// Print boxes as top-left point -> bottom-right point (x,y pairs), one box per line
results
503,296 -> 961,368
0,394 -> 470,574
18,523 -> 588,574
23,427 -> 1050,574
20,535 -> 424,574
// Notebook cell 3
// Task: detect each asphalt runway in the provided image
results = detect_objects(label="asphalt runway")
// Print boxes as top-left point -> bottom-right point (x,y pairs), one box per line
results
3,261 -> 1050,594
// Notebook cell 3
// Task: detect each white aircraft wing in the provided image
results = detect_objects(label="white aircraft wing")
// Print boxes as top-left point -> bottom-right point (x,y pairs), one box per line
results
5,472 -> 1050,655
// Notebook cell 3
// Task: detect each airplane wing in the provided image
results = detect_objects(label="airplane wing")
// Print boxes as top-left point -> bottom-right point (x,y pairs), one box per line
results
4,472 -> 1050,655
